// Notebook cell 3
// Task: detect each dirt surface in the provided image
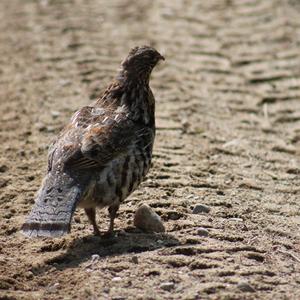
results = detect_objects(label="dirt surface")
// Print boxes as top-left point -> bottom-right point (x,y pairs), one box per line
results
0,0 -> 300,299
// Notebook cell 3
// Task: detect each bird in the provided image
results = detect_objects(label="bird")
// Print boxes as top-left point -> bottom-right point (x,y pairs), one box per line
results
21,45 -> 164,238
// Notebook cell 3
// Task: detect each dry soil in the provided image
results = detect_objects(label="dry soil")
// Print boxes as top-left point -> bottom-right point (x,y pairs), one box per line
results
0,0 -> 300,299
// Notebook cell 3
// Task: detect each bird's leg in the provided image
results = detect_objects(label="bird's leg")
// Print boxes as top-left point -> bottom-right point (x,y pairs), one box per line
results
103,204 -> 120,238
84,208 -> 101,236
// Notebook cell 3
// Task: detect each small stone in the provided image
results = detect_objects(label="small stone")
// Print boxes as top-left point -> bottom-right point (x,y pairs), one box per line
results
0,164 -> 8,173
4,212 -> 13,219
168,211 -> 182,220
38,144 -> 49,151
134,204 -> 165,233
36,122 -> 47,132
25,271 -> 34,279
59,79 -> 71,87
112,277 -> 122,282
26,175 -> 35,182
197,227 -> 209,237
229,218 -> 243,222
160,282 -> 175,291
91,254 -> 100,262
237,282 -> 255,293
19,150 -> 26,157
47,282 -> 60,292
192,204 -> 210,214
181,119 -> 191,133
51,110 -> 60,118
36,123 -> 55,133
46,126 -> 56,133
131,256 -> 139,264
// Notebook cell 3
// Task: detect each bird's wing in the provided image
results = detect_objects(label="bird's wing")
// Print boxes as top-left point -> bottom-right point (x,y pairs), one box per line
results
52,105 -> 145,170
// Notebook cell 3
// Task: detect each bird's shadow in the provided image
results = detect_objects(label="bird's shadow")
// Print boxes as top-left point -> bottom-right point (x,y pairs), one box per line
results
36,227 -> 180,272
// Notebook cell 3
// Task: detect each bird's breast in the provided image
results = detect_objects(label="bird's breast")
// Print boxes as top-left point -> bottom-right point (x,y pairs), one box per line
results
77,141 -> 153,209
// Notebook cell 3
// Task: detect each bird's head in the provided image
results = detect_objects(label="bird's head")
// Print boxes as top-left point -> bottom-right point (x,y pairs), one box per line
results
120,46 -> 165,83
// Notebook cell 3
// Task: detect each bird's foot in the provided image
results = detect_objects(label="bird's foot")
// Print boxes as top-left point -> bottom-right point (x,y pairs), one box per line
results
93,226 -> 101,236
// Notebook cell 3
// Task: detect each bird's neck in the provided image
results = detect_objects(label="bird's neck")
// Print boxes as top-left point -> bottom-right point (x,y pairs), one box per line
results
116,67 -> 151,86
117,69 -> 155,126
96,68 -> 155,126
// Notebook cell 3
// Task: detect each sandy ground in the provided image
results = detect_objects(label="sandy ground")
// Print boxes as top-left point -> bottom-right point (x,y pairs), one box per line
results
0,0 -> 300,299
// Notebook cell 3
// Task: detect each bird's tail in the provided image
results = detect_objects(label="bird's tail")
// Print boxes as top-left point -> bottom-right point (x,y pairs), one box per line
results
21,172 -> 83,238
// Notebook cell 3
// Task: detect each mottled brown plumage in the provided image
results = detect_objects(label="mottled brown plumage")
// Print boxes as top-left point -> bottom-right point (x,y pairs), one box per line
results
21,46 -> 164,237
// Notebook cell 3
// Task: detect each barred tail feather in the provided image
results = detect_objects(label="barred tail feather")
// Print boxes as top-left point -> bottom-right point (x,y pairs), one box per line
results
21,222 -> 71,238
21,173 -> 83,238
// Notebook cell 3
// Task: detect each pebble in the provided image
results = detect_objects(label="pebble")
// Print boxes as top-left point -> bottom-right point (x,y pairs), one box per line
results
134,204 -> 165,233
51,110 -> 60,118
237,282 -> 255,293
112,277 -> 122,282
91,254 -> 100,262
229,218 -> 243,222
131,256 -> 139,264
168,211 -> 182,220
160,282 -> 175,291
35,123 -> 55,133
59,79 -> 71,87
19,150 -> 26,157
192,204 -> 211,214
46,126 -> 56,133
0,164 -> 8,173
35,122 -> 47,132
181,119 -> 191,133
197,227 -> 209,237
47,282 -> 59,292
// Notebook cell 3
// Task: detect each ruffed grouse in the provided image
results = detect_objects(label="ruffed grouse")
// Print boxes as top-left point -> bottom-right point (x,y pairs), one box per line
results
21,46 -> 164,237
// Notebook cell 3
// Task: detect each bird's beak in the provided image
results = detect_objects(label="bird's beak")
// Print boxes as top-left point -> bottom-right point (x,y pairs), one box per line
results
159,54 -> 165,61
